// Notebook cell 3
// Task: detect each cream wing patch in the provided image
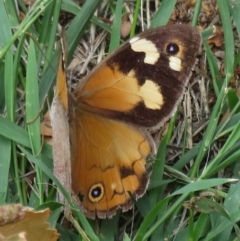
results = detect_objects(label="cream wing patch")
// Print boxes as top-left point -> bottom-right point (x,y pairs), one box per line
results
169,56 -> 182,72
78,65 -> 164,112
139,80 -> 163,109
130,37 -> 160,65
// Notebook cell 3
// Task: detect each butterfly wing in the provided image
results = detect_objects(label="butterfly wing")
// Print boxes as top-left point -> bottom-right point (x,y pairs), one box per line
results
74,24 -> 201,127
69,109 -> 150,219
51,44 -> 71,206
68,24 -> 201,219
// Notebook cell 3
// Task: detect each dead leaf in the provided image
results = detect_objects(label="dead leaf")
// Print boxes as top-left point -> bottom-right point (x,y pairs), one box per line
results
40,111 -> 52,137
0,232 -> 27,241
40,111 -> 53,145
23,0 -> 35,6
0,208 -> 59,241
0,204 -> 24,226
202,0 -> 218,15
208,27 -> 224,47
121,14 -> 131,38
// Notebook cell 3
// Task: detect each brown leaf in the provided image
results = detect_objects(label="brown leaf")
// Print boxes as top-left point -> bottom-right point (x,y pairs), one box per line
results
202,0 -> 217,15
0,232 -> 27,241
23,0 -> 35,6
121,14 -> 132,38
40,111 -> 52,137
179,0 -> 197,10
40,111 -> 53,145
208,27 -> 224,47
0,204 -> 24,226
0,208 -> 59,241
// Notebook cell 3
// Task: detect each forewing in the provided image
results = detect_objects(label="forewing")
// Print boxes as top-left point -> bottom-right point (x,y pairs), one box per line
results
73,24 -> 201,127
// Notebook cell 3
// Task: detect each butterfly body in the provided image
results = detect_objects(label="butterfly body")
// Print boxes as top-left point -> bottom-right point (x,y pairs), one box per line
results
53,24 -> 201,219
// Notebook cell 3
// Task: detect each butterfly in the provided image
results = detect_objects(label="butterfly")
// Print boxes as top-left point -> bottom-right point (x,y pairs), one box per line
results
51,24 -> 201,219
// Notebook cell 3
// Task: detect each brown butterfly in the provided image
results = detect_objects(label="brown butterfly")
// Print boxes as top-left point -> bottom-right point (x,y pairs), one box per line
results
51,24 -> 201,219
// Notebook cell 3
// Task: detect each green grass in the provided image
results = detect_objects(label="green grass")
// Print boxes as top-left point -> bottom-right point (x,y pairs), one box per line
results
1,0 -> 240,240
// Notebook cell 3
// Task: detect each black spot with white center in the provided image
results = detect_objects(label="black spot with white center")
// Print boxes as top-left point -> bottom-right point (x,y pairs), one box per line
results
166,43 -> 179,55
91,186 -> 101,198
89,183 -> 104,202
